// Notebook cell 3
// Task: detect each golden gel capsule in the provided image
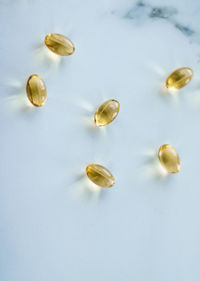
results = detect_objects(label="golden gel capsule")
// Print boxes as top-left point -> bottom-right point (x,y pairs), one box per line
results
26,74 -> 47,107
94,99 -> 120,127
166,67 -> 193,89
86,164 -> 115,187
158,144 -> 181,173
45,33 -> 75,56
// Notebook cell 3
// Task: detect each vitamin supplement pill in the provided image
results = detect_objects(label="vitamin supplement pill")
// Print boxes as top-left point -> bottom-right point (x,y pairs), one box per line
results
26,74 -> 47,107
86,164 -> 115,187
158,144 -> 181,173
45,33 -> 75,56
94,99 -> 120,127
166,67 -> 193,89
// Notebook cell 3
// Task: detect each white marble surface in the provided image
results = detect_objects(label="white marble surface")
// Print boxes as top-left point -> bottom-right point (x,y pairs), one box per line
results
1,0 -> 200,280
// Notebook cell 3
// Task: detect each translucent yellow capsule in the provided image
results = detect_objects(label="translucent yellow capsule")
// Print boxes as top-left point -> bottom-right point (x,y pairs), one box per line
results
158,144 -> 181,173
94,99 -> 120,127
166,67 -> 193,89
26,74 -> 47,107
45,33 -> 75,56
86,164 -> 115,187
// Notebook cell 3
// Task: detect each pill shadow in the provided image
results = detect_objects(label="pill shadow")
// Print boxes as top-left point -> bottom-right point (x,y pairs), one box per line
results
75,98 -> 108,139
84,118 -> 108,139
156,80 -> 182,109
33,42 -> 68,73
149,63 -> 181,105
3,79 -> 37,115
68,171 -> 105,203
159,79 -> 200,108
141,148 -> 171,183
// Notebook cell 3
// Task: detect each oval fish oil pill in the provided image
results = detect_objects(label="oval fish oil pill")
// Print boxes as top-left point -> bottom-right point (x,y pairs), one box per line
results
26,75 -> 47,107
94,99 -> 120,127
86,164 -> 115,187
158,144 -> 181,173
45,33 -> 75,56
166,67 -> 193,90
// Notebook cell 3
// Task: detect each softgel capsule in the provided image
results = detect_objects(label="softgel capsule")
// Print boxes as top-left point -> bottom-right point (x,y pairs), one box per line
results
86,164 -> 115,187
166,67 -> 193,90
45,33 -> 75,56
26,74 -> 47,107
158,144 -> 181,174
94,99 -> 120,127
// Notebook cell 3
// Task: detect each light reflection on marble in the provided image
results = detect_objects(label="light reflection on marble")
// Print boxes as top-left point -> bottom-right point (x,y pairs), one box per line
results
69,170 -> 103,202
3,79 -> 36,113
140,146 -> 169,181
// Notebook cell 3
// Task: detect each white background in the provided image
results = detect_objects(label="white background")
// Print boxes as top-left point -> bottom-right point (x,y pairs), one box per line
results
1,0 -> 200,280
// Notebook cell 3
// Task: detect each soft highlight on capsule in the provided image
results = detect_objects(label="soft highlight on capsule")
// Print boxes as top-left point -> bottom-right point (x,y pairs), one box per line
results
86,164 -> 115,187
45,33 -> 75,56
158,144 -> 181,174
166,67 -> 193,90
94,99 -> 120,127
26,74 -> 47,107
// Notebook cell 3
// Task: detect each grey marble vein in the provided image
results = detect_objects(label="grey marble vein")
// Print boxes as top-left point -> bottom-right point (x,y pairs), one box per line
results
124,1 -> 195,37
